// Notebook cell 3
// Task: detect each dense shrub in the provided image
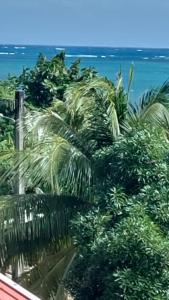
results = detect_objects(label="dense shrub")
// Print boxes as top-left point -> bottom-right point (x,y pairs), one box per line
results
93,126 -> 168,195
19,52 -> 97,107
66,127 -> 169,299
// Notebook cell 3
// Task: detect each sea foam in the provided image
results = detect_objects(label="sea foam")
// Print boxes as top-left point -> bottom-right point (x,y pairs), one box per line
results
153,55 -> 167,59
14,46 -> 26,49
65,54 -> 97,58
56,47 -> 65,51
0,52 -> 15,55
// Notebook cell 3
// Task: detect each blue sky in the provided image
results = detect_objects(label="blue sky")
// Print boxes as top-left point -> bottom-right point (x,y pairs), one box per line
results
0,0 -> 168,47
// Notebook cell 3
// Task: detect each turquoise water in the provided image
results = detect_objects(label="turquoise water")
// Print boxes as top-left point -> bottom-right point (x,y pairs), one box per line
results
1,45 -> 169,100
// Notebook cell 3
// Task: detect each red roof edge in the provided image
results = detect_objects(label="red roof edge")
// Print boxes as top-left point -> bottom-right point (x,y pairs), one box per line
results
0,273 -> 41,300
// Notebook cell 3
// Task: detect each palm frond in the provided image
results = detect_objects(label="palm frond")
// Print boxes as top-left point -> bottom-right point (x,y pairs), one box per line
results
124,81 -> 169,131
0,194 -> 84,269
106,75 -> 127,131
9,109 -> 92,197
19,246 -> 75,300
127,65 -> 134,96
64,78 -> 121,140
11,135 -> 91,196
24,110 -> 90,156
64,78 -> 113,121
106,97 -> 120,138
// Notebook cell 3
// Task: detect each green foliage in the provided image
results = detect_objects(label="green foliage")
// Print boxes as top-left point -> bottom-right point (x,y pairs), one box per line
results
19,52 -> 97,107
0,77 -> 16,142
93,126 -> 168,195
0,139 -> 14,194
136,184 -> 169,234
0,78 -> 16,194
66,205 -> 169,299
0,77 -> 16,101
66,127 -> 169,299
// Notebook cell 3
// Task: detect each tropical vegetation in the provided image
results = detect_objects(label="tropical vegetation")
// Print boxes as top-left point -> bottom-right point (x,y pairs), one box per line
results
0,53 -> 169,299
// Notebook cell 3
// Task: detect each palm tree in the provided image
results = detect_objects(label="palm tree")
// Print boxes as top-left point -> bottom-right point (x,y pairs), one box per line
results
8,76 -> 126,196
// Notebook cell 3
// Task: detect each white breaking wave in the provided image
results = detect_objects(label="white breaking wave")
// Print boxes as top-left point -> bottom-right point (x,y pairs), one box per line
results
101,55 -> 106,58
153,56 -> 167,59
143,57 -> 149,60
56,47 -> 65,51
65,55 -> 77,58
14,46 -> 26,49
137,49 -> 143,52
65,55 -> 75,58
65,54 -> 98,58
0,52 -> 15,55
77,54 -> 97,58
109,55 -> 115,57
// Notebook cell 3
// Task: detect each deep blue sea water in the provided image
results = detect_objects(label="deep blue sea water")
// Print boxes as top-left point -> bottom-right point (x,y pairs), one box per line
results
1,45 -> 169,100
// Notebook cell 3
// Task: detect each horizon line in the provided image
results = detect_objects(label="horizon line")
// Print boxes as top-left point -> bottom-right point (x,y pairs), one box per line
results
1,43 -> 169,50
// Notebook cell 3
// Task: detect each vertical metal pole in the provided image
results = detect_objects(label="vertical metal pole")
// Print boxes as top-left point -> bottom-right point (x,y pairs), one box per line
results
12,91 -> 25,281
14,90 -> 25,195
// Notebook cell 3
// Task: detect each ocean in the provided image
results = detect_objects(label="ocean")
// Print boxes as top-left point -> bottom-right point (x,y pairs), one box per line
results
1,45 -> 169,101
